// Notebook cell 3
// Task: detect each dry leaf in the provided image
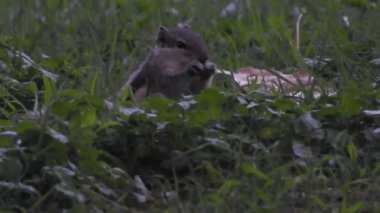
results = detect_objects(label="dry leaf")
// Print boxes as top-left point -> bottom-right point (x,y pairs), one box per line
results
216,66 -> 334,99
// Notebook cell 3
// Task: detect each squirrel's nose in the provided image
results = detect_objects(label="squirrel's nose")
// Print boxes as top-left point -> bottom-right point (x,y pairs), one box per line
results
198,55 -> 208,64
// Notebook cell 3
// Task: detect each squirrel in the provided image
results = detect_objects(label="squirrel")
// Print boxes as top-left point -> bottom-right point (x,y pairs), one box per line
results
119,26 -> 215,102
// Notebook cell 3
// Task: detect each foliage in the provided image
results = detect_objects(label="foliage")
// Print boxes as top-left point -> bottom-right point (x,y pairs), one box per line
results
1,0 -> 380,212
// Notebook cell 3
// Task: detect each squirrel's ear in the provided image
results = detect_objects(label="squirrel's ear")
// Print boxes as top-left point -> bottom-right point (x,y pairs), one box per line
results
156,26 -> 169,47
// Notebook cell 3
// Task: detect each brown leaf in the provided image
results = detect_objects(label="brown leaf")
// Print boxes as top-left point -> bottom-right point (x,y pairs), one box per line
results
235,66 -> 313,90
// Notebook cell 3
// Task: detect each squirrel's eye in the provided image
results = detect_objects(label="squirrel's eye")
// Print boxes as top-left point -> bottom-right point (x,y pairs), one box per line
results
176,40 -> 187,49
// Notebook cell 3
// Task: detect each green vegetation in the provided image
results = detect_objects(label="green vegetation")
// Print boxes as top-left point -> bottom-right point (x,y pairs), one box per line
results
1,0 -> 380,212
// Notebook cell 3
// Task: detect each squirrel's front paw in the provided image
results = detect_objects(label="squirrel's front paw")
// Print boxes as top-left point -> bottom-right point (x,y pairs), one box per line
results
189,60 -> 203,75
202,61 -> 216,77
189,60 -> 216,77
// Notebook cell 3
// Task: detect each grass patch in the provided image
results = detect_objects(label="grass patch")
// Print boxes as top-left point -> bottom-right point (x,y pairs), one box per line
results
1,0 -> 380,212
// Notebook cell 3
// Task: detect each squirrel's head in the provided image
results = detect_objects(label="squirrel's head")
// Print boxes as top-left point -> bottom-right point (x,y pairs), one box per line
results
156,26 -> 208,64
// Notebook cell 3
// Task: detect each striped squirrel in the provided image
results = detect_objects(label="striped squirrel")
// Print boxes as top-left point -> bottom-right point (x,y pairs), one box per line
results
120,26 -> 215,102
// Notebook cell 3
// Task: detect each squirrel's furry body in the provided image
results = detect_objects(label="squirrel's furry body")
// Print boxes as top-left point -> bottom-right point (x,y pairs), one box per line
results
120,26 -> 215,102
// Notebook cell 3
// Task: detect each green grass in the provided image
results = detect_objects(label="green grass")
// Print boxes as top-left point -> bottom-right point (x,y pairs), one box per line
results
1,0 -> 380,212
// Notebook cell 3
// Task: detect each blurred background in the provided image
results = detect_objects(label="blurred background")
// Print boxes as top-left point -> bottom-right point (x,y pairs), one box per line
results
1,0 -> 379,96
